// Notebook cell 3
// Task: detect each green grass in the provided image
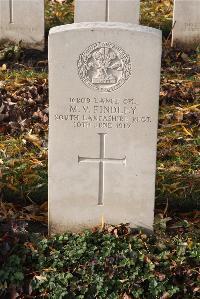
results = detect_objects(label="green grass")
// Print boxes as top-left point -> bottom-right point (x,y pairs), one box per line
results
1,69 -> 47,80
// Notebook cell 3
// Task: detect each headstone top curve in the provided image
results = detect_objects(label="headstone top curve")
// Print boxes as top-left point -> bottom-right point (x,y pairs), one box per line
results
49,22 -> 162,38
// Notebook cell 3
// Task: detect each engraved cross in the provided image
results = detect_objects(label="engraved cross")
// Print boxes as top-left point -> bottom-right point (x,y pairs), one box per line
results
9,0 -> 14,24
78,133 -> 126,205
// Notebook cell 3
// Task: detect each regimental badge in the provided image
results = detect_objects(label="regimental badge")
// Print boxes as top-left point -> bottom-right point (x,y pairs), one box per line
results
77,42 -> 131,92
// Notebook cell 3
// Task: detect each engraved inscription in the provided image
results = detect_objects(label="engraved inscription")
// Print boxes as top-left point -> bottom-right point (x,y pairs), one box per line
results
78,133 -> 126,205
0,26 -> 38,32
77,42 -> 131,92
184,22 -> 200,32
54,96 -> 152,129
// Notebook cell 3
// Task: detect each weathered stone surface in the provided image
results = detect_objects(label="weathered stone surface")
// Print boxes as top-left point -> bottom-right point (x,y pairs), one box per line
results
172,0 -> 200,49
0,0 -> 44,50
108,0 -> 140,24
74,0 -> 140,23
74,0 -> 107,22
48,23 -> 162,233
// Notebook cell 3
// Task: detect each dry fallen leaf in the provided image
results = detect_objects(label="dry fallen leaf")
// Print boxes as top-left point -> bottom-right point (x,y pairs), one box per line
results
35,275 -> 47,282
182,125 -> 193,137
0,64 -> 7,71
25,133 -> 42,148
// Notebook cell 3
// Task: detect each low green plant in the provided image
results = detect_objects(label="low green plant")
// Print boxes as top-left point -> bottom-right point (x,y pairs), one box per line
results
1,224 -> 199,298
0,42 -> 22,61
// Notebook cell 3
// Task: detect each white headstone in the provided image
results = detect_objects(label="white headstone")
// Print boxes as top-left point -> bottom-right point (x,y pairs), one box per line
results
0,0 -> 44,50
172,0 -> 200,49
48,22 -> 162,233
74,0 -> 140,24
